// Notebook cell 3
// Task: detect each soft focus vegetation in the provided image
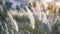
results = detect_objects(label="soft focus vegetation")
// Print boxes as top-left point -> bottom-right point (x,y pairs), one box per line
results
0,0 -> 60,34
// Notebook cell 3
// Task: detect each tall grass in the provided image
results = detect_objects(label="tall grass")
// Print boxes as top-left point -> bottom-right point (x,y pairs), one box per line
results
0,0 -> 60,34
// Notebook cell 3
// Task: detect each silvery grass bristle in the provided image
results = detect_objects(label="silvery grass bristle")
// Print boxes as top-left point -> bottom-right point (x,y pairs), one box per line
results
7,12 -> 19,32
25,6 -> 35,29
35,1 -> 43,21
42,12 -> 48,24
29,0 -> 43,21
26,30 -> 31,34
0,5 -> 3,12
28,0 -> 55,31
26,0 -> 48,29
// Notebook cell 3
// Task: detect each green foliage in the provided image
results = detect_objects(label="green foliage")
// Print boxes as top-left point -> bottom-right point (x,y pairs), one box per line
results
5,1 -> 12,10
0,6 -> 7,20
51,23 -> 60,34
0,0 -> 10,20
52,25 -> 58,34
